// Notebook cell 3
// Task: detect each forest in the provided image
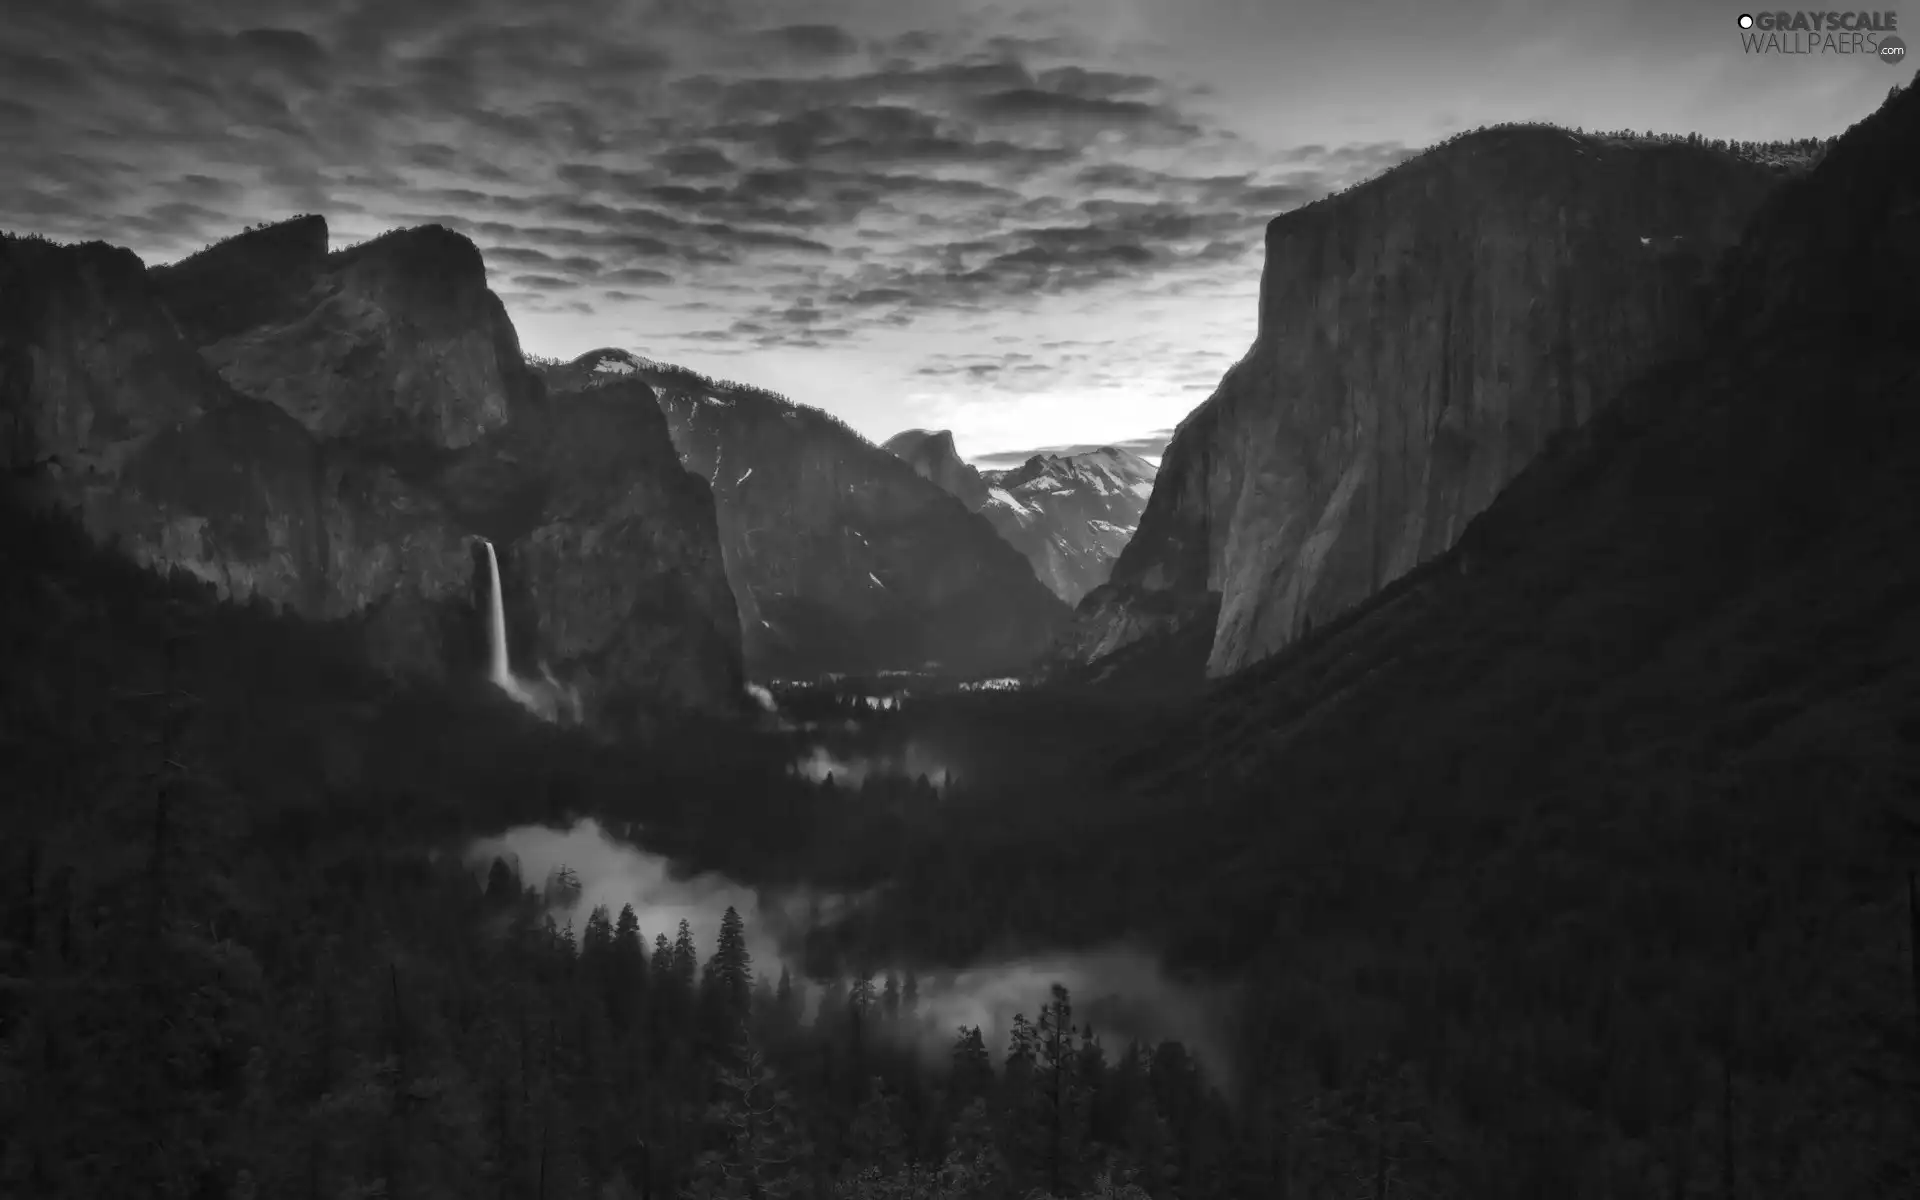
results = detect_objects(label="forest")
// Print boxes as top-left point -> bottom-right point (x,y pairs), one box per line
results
0,498 -> 1288,1200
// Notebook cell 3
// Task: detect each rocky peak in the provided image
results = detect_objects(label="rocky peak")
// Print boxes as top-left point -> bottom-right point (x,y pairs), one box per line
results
1074,123 -> 1793,677
328,223 -> 492,312
151,214 -> 330,346
974,443 -> 1159,606
881,427 -> 991,511
534,347 -> 652,393
158,220 -> 532,450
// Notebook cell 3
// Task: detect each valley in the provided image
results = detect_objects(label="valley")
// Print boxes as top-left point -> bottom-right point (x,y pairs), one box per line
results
1,17 -> 1916,1199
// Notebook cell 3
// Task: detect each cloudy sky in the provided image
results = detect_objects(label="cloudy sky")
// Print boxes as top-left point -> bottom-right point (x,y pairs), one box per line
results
1,0 -> 1903,464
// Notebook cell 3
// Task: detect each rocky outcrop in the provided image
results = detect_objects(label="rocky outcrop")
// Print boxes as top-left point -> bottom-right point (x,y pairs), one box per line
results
0,218 -> 745,719
977,448 -> 1158,605
1072,126 -> 1793,678
152,221 -> 536,450
602,352 -> 1069,678
512,356 -> 744,715
882,428 -> 990,510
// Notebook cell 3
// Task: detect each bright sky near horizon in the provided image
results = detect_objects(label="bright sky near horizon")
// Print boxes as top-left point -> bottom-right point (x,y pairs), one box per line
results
2,0 -> 1905,464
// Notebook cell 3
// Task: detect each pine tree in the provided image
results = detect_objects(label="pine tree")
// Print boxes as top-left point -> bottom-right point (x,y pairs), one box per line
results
880,972 -> 900,1025
609,904 -> 646,1034
686,1026 -> 812,1199
581,905 -> 613,973
846,1077 -> 908,1173
486,857 -> 518,904
671,919 -> 698,994
949,1026 -> 994,1109
1035,985 -> 1091,1198
712,906 -> 753,1023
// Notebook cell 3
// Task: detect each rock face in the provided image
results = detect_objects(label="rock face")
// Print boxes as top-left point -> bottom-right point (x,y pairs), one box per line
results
0,217 -> 745,719
1072,127 -> 1792,678
614,354 -> 1069,678
977,448 -> 1158,606
154,220 -> 534,449
513,357 -> 744,716
882,428 -> 990,510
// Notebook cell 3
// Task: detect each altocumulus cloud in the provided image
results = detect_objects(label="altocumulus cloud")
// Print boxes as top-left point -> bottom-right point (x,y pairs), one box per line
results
0,0 -> 1418,448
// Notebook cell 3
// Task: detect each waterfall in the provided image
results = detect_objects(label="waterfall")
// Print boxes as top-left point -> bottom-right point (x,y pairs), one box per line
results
478,537 -> 579,721
481,538 -> 516,691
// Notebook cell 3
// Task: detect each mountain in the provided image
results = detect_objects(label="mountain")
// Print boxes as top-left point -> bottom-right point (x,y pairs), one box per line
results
978,447 -> 1159,605
878,430 -> 1160,605
1069,126 -> 1800,678
881,428 -> 990,510
0,216 -> 745,719
551,352 -> 1070,679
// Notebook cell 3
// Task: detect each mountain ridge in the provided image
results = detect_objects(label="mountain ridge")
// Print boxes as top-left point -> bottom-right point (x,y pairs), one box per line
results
535,350 -> 1070,679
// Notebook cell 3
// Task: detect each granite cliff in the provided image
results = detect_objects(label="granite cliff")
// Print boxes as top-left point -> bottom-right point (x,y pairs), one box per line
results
881,428 -> 991,511
0,217 -> 744,719
1073,126 -> 1795,677
584,354 -> 1069,678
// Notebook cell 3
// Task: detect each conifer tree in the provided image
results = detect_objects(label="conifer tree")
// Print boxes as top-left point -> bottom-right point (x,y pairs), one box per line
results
670,919 -> 698,995
949,1026 -> 994,1110
609,904 -> 647,1033
685,1026 -> 812,1199
712,906 -> 753,1022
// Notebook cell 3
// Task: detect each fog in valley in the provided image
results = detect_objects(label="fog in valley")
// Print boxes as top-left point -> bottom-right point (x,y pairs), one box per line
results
467,817 -> 1238,1090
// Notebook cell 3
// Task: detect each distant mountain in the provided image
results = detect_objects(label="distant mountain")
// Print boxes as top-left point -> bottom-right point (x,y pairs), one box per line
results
1069,123 -> 1798,679
878,429 -> 1158,605
0,216 -> 746,721
551,352 -> 1069,679
882,428 -> 990,511
978,447 -> 1158,606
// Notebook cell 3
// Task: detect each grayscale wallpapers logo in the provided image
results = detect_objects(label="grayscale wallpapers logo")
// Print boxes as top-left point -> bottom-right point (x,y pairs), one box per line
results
1735,10 -> 1906,61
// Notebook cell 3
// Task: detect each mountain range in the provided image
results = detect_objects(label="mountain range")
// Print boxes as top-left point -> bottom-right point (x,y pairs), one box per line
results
884,428 -> 1158,605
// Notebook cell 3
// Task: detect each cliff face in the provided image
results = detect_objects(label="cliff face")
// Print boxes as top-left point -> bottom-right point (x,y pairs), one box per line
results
978,448 -> 1158,605
629,356 -> 1069,678
881,428 -> 991,510
1,220 -> 744,718
513,356 -> 745,714
1074,128 -> 1792,677
153,222 -> 536,450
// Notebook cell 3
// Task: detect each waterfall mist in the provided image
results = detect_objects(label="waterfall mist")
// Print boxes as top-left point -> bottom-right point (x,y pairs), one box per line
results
478,537 -> 582,724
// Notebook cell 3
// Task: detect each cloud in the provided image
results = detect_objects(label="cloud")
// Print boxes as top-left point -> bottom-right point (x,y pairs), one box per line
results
757,23 -> 861,59
655,144 -> 735,176
603,266 -> 674,286
0,0 -> 1410,456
